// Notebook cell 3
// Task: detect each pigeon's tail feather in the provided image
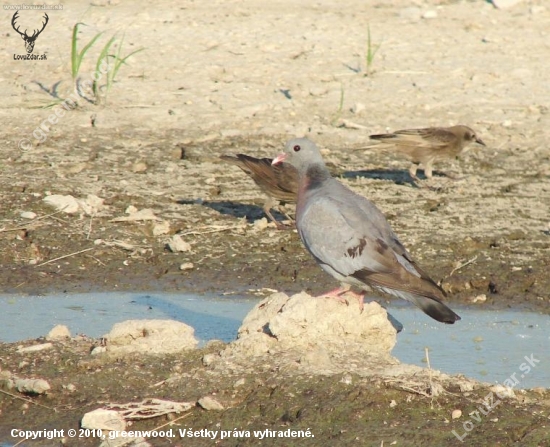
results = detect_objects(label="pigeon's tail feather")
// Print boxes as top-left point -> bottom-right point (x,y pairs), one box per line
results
376,287 -> 460,324
409,295 -> 461,324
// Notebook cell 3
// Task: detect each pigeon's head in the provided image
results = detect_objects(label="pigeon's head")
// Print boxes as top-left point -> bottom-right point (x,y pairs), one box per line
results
456,125 -> 485,147
272,138 -> 325,173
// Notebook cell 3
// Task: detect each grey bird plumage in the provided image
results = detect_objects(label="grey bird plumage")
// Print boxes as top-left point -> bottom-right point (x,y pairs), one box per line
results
220,154 -> 298,229
369,125 -> 485,180
272,137 -> 460,324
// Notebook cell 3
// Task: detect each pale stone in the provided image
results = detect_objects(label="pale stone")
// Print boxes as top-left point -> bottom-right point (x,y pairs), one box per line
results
491,0 -> 523,9
15,378 -> 50,394
103,320 -> 198,355
152,220 -> 170,236
422,10 -> 438,19
197,396 -> 224,411
217,292 -> 400,375
46,325 -> 71,340
20,211 -> 37,219
42,195 -> 80,214
167,235 -> 191,252
17,343 -> 53,353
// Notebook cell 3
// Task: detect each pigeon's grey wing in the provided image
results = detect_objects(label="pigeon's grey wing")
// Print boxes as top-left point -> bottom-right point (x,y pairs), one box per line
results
301,192 -> 447,300
298,194 -> 397,279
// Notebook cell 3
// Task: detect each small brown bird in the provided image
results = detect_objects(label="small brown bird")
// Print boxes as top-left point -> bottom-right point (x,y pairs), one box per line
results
369,125 -> 485,181
220,154 -> 298,229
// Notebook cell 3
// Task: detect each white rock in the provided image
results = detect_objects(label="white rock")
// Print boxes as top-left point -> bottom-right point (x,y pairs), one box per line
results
167,235 -> 191,252
20,211 -> 37,219
220,292 -> 400,373
472,294 -> 487,303
202,353 -> 218,366
91,346 -> 107,356
152,220 -> 170,236
125,205 -> 138,214
15,378 -> 50,394
422,10 -> 438,19
77,194 -> 105,215
81,408 -> 126,431
490,384 -> 516,399
491,0 -> 523,9
452,409 -> 462,419
233,378 -> 246,388
457,379 -> 476,392
131,161 -> 148,173
198,396 -> 224,411
102,320 -> 198,355
389,399 -> 397,408
350,103 -> 366,115
17,343 -> 53,353
46,325 -> 71,340
253,217 -> 269,231
179,262 -> 194,271
42,195 -> 80,214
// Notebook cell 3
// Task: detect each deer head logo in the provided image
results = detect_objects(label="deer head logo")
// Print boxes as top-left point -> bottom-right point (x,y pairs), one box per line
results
11,11 -> 49,54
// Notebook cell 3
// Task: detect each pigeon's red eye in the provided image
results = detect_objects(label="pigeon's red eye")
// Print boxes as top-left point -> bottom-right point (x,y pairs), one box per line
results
293,145 -> 301,152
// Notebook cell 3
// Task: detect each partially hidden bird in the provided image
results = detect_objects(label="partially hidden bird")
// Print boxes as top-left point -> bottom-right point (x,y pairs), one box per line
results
369,125 -> 485,181
272,137 -> 460,324
220,154 -> 298,229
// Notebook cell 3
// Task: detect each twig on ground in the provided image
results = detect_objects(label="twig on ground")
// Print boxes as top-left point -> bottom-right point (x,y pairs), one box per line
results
0,389 -> 56,411
0,209 -> 67,233
179,224 -> 243,236
36,247 -> 96,267
449,255 -> 478,277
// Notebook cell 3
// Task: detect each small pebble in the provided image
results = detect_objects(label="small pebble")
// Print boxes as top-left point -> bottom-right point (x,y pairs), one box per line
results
179,262 -> 194,271
168,235 -> 191,253
20,211 -> 37,220
422,10 -> 438,19
198,396 -> 224,411
452,409 -> 462,419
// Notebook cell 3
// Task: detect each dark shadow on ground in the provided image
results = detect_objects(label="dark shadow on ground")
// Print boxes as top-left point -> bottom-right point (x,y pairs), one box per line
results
177,199 -> 288,224
342,168 -> 417,186
342,168 -> 447,186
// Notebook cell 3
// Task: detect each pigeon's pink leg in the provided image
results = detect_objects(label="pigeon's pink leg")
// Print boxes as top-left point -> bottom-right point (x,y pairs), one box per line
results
316,286 -> 364,311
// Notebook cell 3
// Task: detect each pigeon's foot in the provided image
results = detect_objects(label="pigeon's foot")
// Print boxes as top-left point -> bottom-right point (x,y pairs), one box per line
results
317,287 -> 364,311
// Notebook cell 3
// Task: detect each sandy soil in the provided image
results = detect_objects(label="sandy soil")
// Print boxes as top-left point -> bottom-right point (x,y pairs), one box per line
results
1,0 -> 550,445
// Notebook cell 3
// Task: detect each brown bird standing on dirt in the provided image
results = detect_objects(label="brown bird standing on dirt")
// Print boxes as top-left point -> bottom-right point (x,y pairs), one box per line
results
220,154 -> 298,229
369,125 -> 485,181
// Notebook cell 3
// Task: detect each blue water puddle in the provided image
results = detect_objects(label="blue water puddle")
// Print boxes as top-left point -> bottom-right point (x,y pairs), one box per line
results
0,293 -> 548,389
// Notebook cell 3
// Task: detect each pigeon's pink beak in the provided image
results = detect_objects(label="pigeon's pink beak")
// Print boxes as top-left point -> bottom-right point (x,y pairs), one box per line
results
272,153 -> 287,165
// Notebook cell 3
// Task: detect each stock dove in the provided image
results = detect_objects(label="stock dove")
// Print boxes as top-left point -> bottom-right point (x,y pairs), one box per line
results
272,138 -> 460,324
